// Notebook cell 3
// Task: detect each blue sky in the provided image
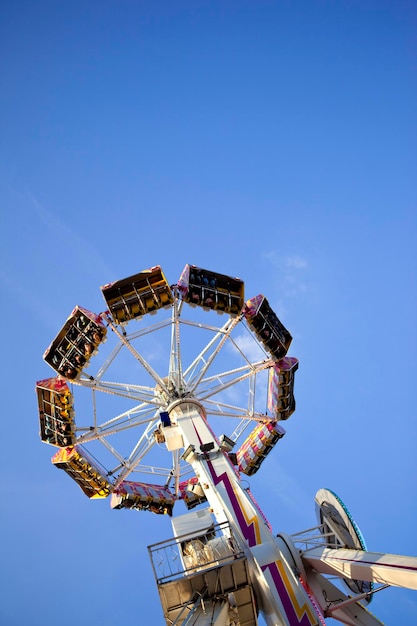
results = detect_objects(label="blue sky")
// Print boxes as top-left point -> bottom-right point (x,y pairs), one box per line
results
1,1 -> 416,624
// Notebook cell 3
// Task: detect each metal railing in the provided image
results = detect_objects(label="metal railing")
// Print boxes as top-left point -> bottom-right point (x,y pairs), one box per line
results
148,521 -> 244,584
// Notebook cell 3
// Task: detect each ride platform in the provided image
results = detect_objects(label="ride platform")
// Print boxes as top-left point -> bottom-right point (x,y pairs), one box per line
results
148,519 -> 258,626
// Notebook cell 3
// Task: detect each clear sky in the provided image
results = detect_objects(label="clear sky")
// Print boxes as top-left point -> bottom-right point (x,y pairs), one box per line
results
1,1 -> 416,625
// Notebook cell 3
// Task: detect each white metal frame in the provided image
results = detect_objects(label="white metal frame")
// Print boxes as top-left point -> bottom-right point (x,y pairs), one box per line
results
65,290 -> 275,490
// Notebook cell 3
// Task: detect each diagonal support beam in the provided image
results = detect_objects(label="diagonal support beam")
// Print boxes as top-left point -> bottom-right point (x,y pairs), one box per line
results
302,547 -> 417,590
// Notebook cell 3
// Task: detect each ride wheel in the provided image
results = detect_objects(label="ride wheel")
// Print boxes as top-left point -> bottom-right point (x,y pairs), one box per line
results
36,264 -> 298,516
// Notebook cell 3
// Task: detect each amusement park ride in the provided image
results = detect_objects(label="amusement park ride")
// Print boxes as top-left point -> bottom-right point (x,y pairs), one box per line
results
36,264 -> 417,625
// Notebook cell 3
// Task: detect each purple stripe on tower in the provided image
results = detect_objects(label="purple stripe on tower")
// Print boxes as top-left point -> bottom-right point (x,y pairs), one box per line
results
262,562 -> 316,626
206,459 -> 258,546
